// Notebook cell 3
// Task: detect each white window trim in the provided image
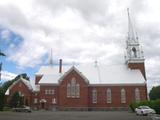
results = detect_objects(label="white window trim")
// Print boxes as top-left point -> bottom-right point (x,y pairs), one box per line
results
135,88 -> 140,102
92,89 -> 97,104
34,98 -> 38,104
52,98 -> 56,104
121,88 -> 126,103
107,88 -> 112,103
52,89 -> 54,94
67,77 -> 80,98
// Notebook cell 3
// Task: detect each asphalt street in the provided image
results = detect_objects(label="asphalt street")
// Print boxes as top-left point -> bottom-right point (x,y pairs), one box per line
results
0,111 -> 153,120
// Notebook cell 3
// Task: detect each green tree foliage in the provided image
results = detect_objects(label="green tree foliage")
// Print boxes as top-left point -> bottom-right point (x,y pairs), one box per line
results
0,87 -> 5,111
130,100 -> 160,114
0,73 -> 29,110
9,91 -> 24,108
149,86 -> 160,100
0,51 -> 6,56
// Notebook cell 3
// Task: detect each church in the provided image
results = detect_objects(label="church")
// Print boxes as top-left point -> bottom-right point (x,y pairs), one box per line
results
5,10 -> 148,110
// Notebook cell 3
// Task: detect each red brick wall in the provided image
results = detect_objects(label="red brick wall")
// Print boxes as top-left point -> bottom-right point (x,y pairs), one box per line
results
7,80 -> 32,106
128,63 -> 146,80
31,92 -> 40,109
6,71 -> 148,110
39,85 -> 59,109
88,85 -> 147,108
59,69 -> 89,108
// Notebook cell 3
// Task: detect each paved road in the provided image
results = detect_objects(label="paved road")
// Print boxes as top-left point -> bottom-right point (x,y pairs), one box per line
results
0,111 -> 152,120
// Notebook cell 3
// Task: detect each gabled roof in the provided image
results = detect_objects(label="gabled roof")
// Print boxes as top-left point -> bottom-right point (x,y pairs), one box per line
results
38,63 -> 145,85
77,64 -> 145,84
5,77 -> 33,95
58,66 -> 89,84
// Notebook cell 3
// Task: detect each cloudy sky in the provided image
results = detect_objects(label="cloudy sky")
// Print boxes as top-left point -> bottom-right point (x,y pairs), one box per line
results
0,0 -> 160,91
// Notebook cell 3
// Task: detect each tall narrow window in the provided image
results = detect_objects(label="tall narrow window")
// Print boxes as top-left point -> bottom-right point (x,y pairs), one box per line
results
76,84 -> 80,98
67,83 -> 71,97
135,88 -> 140,102
52,98 -> 56,104
67,77 -> 80,98
107,88 -> 112,103
51,89 -> 54,94
71,78 -> 76,97
121,88 -> 126,103
92,89 -> 97,104
34,98 -> 37,104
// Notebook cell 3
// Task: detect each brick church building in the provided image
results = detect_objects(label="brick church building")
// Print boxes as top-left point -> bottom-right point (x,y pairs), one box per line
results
5,10 -> 148,110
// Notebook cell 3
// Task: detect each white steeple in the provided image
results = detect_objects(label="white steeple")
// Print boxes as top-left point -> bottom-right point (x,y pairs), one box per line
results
125,8 -> 144,64
49,48 -> 53,66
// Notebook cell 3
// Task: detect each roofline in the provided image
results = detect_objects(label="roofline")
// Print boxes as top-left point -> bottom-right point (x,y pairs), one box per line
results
58,66 -> 89,84
35,74 -> 43,76
5,78 -> 33,95
126,59 -> 145,63
39,83 -> 146,87
89,83 -> 146,86
38,83 -> 59,86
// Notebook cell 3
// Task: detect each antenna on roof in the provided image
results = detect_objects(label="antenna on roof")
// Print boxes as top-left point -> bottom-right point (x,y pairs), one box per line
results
49,48 -> 53,66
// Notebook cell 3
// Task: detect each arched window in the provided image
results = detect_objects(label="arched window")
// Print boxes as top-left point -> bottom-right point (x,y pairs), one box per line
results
76,84 -> 80,98
67,83 -> 71,97
135,88 -> 140,102
121,89 -> 126,103
71,78 -> 76,97
132,47 -> 137,58
92,89 -> 97,103
67,77 -> 80,98
107,88 -> 112,103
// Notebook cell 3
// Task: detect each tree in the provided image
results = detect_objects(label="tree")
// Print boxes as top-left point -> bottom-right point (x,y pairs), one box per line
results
0,51 -> 6,56
0,73 -> 29,110
149,86 -> 160,100
0,87 -> 5,111
0,51 -> 6,110
9,91 -> 24,108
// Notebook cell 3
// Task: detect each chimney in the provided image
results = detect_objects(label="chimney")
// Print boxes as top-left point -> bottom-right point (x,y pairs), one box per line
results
59,59 -> 62,73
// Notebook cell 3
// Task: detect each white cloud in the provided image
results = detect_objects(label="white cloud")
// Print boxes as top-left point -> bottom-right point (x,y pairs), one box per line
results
1,71 -> 17,81
0,0 -> 160,90
0,29 -> 11,40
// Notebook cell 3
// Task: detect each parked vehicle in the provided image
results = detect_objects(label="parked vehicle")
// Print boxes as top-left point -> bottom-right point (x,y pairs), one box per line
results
135,106 -> 156,116
12,106 -> 31,112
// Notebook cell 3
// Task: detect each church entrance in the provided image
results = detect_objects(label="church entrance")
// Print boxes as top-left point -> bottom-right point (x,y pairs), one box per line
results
41,103 -> 45,109
40,99 -> 47,109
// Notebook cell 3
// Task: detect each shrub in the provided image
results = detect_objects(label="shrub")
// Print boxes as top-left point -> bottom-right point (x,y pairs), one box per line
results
129,99 -> 160,114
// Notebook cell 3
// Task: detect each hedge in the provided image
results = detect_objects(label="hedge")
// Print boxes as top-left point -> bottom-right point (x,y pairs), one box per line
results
130,99 -> 160,114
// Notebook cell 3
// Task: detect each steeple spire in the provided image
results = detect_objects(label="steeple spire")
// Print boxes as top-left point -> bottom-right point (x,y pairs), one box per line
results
49,48 -> 53,66
127,8 -> 138,43
125,8 -> 146,80
125,8 -> 144,63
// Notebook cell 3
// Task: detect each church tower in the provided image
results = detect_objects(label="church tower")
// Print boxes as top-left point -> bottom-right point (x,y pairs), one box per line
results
125,8 -> 146,79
